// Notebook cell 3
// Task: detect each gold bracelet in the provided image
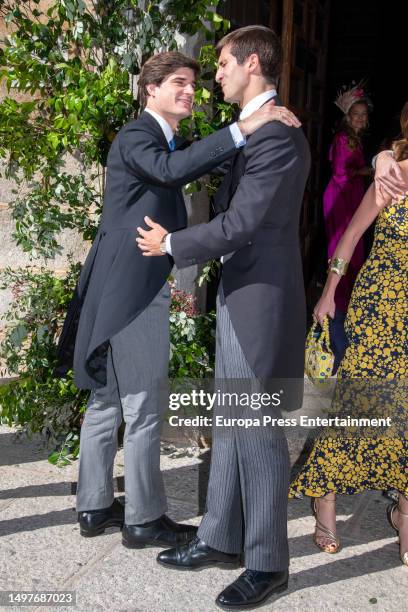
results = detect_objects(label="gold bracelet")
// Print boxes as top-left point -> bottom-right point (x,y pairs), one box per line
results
328,257 -> 349,276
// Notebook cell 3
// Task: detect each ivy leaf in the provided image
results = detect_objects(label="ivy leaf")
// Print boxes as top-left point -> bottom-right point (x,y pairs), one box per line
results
73,21 -> 84,39
36,325 -> 49,340
47,133 -> 60,149
9,324 -> 28,347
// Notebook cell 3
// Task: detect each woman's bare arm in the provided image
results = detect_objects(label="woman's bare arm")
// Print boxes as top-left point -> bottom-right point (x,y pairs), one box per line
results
314,183 -> 389,322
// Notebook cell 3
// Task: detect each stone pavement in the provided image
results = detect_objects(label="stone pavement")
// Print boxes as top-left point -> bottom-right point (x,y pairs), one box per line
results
0,423 -> 407,612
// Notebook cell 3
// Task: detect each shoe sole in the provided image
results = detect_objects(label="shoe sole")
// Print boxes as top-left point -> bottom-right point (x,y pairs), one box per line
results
215,581 -> 288,610
80,522 -> 124,537
122,533 -> 198,550
122,539 -> 176,550
156,558 -> 241,572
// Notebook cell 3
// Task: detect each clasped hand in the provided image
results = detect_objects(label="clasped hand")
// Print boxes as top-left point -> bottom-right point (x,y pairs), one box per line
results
313,292 -> 336,326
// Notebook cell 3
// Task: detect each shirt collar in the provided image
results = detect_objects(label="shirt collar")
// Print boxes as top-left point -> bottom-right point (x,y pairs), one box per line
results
239,89 -> 278,120
144,108 -> 174,144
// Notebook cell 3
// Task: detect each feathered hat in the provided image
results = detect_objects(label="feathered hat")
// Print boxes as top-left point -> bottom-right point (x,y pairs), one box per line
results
334,80 -> 373,115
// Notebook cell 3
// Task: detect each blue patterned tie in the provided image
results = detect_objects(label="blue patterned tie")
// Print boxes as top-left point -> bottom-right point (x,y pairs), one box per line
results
168,137 -> 176,151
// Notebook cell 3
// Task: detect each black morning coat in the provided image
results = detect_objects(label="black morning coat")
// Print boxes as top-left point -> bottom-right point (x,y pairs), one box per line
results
170,98 -> 311,394
55,111 -> 239,388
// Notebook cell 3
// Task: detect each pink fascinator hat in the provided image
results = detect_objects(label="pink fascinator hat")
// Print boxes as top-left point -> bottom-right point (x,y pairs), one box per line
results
334,80 -> 373,114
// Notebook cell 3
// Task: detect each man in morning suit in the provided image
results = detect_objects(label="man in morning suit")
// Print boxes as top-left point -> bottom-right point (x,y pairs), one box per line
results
136,27 -> 311,608
55,50 -> 294,549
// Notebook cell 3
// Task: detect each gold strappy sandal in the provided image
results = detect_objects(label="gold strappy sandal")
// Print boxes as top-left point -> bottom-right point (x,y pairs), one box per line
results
311,497 -> 340,554
387,502 -> 408,567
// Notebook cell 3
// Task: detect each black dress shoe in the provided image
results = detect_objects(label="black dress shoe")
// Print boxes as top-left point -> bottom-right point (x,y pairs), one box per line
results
157,536 -> 241,571
122,515 -> 197,549
215,569 -> 288,610
78,497 -> 124,537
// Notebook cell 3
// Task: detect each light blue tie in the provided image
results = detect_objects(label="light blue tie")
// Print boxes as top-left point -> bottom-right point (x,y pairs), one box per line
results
168,137 -> 176,151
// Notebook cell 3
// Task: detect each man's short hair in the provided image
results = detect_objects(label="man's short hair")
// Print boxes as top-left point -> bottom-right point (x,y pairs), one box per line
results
216,26 -> 282,84
138,51 -> 200,109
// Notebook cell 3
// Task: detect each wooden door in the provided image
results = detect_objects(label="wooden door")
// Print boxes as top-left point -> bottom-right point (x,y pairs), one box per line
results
219,0 -> 277,28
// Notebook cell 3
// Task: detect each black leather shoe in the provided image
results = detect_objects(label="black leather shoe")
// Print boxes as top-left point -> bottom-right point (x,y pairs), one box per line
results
215,569 -> 288,610
157,536 -> 241,571
78,497 -> 124,537
122,515 -> 197,549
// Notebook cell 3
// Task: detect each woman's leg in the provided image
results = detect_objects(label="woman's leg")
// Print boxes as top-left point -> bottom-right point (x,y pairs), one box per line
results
313,492 -> 339,553
395,493 -> 408,564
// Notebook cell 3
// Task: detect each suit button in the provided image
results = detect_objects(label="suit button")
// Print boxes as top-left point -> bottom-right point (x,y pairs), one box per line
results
248,241 -> 252,245
210,151 -> 216,158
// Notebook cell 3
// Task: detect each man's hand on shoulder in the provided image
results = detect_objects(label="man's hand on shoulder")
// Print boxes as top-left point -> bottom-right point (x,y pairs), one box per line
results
136,216 -> 168,256
238,101 -> 301,136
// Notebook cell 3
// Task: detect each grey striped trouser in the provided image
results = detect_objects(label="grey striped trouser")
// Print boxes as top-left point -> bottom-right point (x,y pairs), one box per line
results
197,282 -> 290,571
76,282 -> 170,525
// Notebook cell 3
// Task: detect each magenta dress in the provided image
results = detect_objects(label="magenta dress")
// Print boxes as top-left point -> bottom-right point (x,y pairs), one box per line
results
323,131 -> 366,313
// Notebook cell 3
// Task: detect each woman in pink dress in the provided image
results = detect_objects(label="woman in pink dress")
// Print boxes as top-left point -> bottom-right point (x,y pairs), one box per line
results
323,83 -> 373,367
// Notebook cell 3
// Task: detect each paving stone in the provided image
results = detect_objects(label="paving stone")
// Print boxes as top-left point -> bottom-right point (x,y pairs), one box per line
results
0,425 -> 406,612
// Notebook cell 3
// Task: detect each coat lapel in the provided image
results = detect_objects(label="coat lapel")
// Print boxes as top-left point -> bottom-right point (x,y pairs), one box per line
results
213,148 -> 245,213
138,111 -> 171,150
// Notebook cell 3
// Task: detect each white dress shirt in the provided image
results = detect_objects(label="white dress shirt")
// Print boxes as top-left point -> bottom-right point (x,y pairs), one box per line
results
239,89 -> 277,120
144,108 -> 175,145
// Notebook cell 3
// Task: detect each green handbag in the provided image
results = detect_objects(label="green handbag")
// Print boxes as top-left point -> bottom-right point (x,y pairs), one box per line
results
305,317 -> 335,384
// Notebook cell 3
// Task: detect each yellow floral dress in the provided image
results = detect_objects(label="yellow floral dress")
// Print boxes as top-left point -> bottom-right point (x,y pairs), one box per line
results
290,195 -> 408,498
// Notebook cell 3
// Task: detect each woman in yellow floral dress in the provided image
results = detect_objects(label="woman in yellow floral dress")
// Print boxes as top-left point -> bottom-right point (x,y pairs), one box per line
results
290,103 -> 408,566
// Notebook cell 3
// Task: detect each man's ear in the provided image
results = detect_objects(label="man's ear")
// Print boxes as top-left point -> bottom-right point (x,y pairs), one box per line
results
146,83 -> 157,98
247,53 -> 261,74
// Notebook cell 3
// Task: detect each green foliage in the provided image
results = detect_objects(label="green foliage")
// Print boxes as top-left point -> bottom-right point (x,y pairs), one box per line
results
0,270 -> 215,465
12,170 -> 100,258
169,283 -> 215,378
169,313 -> 215,377
197,259 -> 220,287
0,0 -> 227,173
0,265 -> 89,463
0,3 -> 135,174
47,431 -> 80,466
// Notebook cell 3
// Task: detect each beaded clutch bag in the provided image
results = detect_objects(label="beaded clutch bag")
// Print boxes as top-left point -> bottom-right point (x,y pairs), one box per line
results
305,317 -> 335,384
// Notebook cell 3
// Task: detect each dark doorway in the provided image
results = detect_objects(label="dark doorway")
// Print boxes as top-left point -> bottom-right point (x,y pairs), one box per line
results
323,0 -> 408,163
